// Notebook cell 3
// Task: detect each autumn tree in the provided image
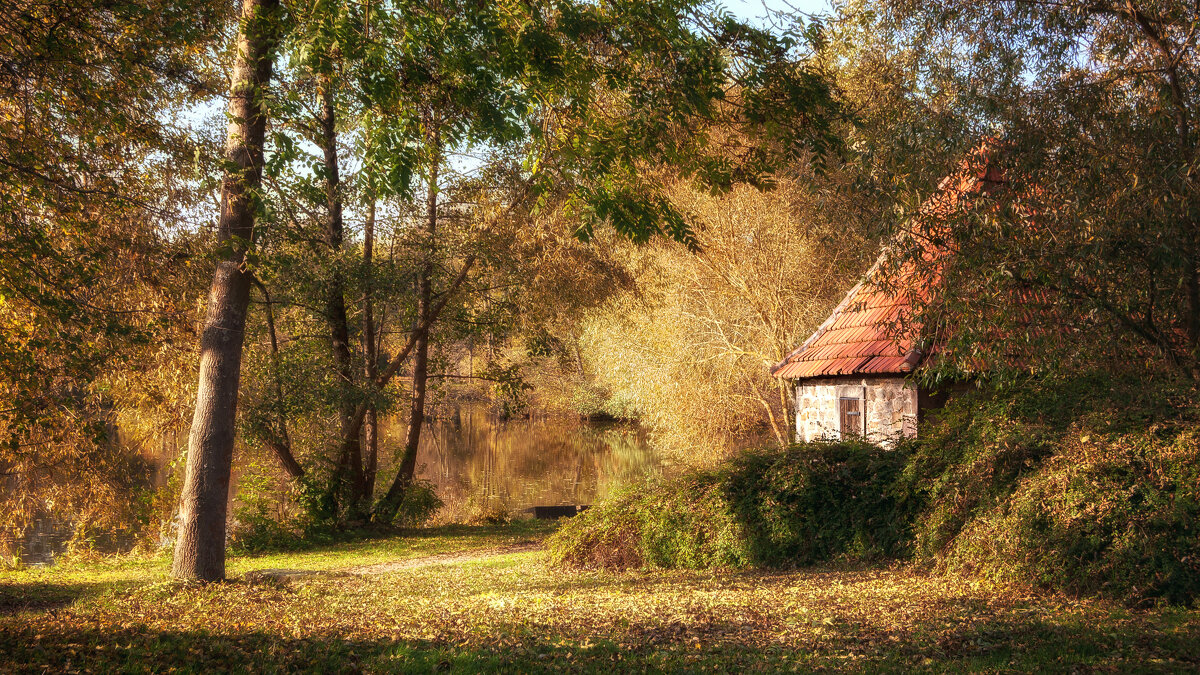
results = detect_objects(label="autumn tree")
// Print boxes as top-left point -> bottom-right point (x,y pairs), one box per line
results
230,0 -> 848,529
849,0 -> 1200,380
0,0 -> 226,551
1,0 -> 846,568
172,0 -> 282,582
571,167 -> 877,458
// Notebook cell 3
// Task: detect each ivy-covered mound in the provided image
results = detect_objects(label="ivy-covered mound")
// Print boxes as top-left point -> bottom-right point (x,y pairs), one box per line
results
903,374 -> 1200,606
547,441 -> 919,570
550,373 -> 1200,605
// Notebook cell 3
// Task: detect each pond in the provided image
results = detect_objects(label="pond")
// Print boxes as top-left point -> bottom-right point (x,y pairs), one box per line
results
401,407 -> 663,523
5,407 -> 666,565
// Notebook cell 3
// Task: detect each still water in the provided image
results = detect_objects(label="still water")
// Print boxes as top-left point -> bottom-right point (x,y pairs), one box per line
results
6,408 -> 663,564
400,407 -> 662,523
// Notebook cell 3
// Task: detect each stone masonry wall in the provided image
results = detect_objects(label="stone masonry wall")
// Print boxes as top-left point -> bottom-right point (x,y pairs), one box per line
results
794,377 -> 918,449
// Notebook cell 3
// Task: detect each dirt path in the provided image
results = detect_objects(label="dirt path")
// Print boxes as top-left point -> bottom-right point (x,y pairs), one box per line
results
344,542 -> 543,576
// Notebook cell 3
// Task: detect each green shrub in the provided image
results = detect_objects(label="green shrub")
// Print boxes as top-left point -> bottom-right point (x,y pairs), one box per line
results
393,480 -> 444,528
556,372 -> 1200,604
724,442 -> 919,565
548,441 -> 917,570
229,460 -> 304,553
903,373 -> 1200,605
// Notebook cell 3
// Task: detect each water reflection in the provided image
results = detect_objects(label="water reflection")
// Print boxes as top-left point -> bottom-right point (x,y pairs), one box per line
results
391,407 -> 662,523
4,408 -> 665,564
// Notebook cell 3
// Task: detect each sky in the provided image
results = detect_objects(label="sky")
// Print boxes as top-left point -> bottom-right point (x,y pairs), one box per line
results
723,0 -> 834,27
176,0 -> 841,229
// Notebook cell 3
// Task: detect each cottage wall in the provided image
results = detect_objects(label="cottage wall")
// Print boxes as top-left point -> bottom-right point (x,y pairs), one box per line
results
794,377 -> 918,448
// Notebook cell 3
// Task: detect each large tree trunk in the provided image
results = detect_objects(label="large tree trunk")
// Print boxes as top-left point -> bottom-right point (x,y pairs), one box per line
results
376,142 -> 439,524
317,76 -> 366,521
173,0 -> 279,582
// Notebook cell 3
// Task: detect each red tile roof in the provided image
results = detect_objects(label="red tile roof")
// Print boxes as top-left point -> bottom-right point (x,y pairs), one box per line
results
772,153 -> 1004,380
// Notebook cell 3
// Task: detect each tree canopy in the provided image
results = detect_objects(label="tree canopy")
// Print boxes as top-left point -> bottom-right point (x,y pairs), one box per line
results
4,0 -> 1197,577
850,0 -> 1200,380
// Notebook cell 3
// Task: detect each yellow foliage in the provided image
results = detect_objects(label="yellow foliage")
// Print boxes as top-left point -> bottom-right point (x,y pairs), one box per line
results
580,177 -> 874,461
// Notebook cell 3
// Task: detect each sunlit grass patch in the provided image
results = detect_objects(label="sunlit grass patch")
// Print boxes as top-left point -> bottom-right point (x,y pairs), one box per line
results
2,524 -> 1198,672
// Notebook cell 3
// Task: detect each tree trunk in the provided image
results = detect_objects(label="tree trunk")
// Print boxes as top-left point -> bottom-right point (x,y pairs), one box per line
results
375,319 -> 430,524
317,75 -> 366,520
334,251 -> 475,481
362,197 -> 379,500
253,277 -> 304,479
376,139 -> 439,524
172,0 -> 279,582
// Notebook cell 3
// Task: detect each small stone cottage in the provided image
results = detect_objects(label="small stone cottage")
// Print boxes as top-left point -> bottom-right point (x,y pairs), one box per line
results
772,157 -> 1003,448
771,262 -> 924,448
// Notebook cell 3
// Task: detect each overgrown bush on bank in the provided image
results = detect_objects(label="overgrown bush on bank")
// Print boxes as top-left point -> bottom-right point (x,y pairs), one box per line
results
547,441 -> 918,569
903,374 -> 1200,606
551,373 -> 1200,605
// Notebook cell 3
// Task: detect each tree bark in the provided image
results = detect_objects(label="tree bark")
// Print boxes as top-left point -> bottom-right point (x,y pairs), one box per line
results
376,137 -> 439,523
376,315 -> 431,523
317,75 -> 366,520
172,0 -> 279,582
335,251 -> 476,476
361,197 -> 379,500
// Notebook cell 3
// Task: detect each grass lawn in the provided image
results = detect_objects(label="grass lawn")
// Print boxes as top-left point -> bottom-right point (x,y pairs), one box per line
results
2,521 -> 1197,673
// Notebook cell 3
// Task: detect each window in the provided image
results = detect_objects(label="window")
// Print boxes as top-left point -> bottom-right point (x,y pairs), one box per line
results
839,397 -> 864,438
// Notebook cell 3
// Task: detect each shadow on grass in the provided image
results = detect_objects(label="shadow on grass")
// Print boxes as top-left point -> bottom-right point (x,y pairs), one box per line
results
2,625 -> 655,674
0,580 -> 123,616
894,609 -> 1200,671
230,520 -> 559,561
4,608 -> 1199,674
